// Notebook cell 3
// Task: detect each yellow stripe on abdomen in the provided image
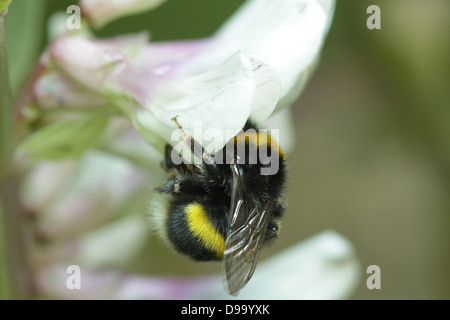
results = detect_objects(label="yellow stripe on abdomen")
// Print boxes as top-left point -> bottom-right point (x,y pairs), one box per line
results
185,203 -> 225,259
234,130 -> 286,161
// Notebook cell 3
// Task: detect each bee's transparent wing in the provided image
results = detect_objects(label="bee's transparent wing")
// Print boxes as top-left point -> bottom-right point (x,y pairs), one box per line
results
222,163 -> 272,296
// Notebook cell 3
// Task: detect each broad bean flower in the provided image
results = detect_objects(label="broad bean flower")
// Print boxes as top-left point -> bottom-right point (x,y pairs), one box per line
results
9,0 -> 361,299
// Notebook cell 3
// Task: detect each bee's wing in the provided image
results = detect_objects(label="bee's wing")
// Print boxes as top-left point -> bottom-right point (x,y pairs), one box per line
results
222,164 -> 272,296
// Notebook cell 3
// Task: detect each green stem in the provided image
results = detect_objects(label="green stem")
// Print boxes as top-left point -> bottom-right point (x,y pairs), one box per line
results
0,11 -> 34,300
0,11 -> 12,300
0,13 -> 12,162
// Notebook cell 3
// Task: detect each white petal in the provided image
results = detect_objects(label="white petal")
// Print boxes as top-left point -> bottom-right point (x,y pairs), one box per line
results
115,276 -> 219,300
21,161 -> 79,213
33,71 -> 107,108
134,38 -> 216,77
215,0 -> 335,110
36,265 -> 123,299
246,54 -> 282,125
121,52 -> 257,152
48,33 -> 149,93
36,265 -> 219,300
75,214 -> 150,269
36,231 -> 359,299
49,36 -> 127,92
263,107 -> 296,155
34,150 -> 152,240
239,230 -> 361,300
196,230 -> 360,300
47,12 -> 74,41
316,0 -> 337,32
34,215 -> 150,273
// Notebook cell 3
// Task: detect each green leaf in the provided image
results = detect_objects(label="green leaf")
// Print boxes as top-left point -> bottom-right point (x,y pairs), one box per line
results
18,116 -> 109,161
6,0 -> 46,97
0,0 -> 12,12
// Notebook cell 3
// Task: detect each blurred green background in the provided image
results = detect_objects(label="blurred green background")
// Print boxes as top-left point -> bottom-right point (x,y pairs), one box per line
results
4,0 -> 450,299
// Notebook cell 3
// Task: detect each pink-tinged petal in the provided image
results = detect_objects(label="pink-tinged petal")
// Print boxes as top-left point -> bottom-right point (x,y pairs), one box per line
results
133,38 -> 219,77
40,0 -> 335,151
36,264 -> 219,300
21,161 -> 79,213
75,214 -> 150,269
33,71 -> 107,108
115,276 -> 220,300
80,0 -> 168,29
49,36 -> 128,92
95,32 -> 149,58
33,150 -> 152,240
21,119 -> 163,241
36,231 -> 359,299
39,0 -> 336,142
36,265 -> 124,299
34,214 -> 151,269
37,33 -> 148,109
120,52 -> 258,152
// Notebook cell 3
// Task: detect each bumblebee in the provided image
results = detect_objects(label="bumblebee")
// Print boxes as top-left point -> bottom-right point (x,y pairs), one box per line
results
149,117 -> 287,296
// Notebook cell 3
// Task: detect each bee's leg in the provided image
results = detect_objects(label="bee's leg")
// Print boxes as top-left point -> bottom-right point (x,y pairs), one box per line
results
162,144 -> 195,173
161,144 -> 187,172
158,174 -> 206,195
160,144 -> 174,172
158,179 -> 177,194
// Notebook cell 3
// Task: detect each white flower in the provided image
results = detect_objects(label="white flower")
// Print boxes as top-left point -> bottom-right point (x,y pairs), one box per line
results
14,0 -> 358,300
28,0 -> 335,156
22,119 -> 160,241
36,230 -> 360,299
